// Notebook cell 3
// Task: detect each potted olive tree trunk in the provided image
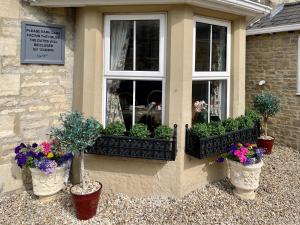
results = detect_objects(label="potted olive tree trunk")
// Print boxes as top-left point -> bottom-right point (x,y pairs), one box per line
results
254,92 -> 280,154
51,111 -> 103,220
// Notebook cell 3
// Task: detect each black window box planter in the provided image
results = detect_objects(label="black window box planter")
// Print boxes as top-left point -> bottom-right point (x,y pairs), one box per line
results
86,124 -> 177,161
185,122 -> 260,159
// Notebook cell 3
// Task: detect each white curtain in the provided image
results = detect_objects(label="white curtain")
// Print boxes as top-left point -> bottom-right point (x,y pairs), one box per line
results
107,21 -> 131,124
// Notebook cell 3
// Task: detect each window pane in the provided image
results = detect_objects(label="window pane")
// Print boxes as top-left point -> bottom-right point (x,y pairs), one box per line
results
135,81 -> 162,132
192,81 -> 209,123
211,25 -> 227,71
110,20 -> 133,71
210,80 -> 227,121
106,80 -> 133,131
195,22 -> 210,71
136,20 -> 160,71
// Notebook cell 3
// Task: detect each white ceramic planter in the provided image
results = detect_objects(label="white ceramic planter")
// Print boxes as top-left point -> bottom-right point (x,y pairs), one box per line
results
227,159 -> 263,200
30,167 -> 65,197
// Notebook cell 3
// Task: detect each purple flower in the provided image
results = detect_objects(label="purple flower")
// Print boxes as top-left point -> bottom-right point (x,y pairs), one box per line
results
244,157 -> 255,165
36,158 -> 58,174
26,151 -> 36,158
255,148 -> 264,161
32,143 -> 38,148
16,154 -> 27,168
216,157 -> 225,163
36,152 -> 44,159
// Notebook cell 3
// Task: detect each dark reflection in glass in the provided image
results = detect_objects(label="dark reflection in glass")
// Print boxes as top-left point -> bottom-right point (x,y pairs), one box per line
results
135,81 -> 162,133
195,22 -> 210,71
136,20 -> 160,71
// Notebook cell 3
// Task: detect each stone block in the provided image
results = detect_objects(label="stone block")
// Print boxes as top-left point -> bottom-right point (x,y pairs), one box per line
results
0,37 -> 17,56
0,115 -> 15,138
29,105 -> 51,112
0,0 -> 20,19
0,163 -> 23,194
0,75 -> 20,96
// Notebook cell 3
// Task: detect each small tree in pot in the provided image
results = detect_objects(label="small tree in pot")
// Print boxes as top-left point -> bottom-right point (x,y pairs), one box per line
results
254,92 -> 280,154
51,111 -> 103,220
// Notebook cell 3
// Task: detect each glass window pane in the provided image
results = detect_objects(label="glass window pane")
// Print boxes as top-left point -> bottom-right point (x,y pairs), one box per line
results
110,20 -> 133,71
211,25 -> 227,72
106,80 -> 133,131
136,20 -> 160,71
210,80 -> 227,121
135,81 -> 162,132
192,81 -> 209,123
195,22 -> 210,72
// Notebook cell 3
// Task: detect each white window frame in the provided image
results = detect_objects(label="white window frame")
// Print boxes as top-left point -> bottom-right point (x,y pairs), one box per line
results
192,16 -> 231,119
193,16 -> 231,79
297,35 -> 300,95
104,14 -> 166,78
103,14 -> 166,126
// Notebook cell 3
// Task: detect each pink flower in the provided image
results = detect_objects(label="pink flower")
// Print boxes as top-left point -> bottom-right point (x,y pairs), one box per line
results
241,147 -> 248,155
234,150 -> 241,157
239,155 -> 247,163
41,141 -> 52,154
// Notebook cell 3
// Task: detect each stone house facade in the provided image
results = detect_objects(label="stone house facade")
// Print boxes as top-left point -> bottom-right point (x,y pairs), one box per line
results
0,0 -> 75,193
246,2 -> 300,150
0,0 -> 270,197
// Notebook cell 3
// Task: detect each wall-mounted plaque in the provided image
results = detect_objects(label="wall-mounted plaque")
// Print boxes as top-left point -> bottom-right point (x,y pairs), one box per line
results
21,21 -> 65,65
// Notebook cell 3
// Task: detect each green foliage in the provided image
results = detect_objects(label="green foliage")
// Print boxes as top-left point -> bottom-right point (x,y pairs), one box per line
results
245,108 -> 260,122
129,123 -> 150,138
191,123 -> 210,138
222,118 -> 239,132
50,111 -> 103,154
209,121 -> 226,136
154,125 -> 173,140
104,121 -> 126,136
236,115 -> 254,129
254,92 -> 280,119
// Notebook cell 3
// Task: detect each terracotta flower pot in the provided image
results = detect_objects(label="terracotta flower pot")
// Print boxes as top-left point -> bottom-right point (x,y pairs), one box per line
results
70,182 -> 102,220
228,159 -> 263,200
30,167 -> 65,197
257,137 -> 275,154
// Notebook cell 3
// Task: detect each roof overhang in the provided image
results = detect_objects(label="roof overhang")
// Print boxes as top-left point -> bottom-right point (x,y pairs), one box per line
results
247,23 -> 300,35
28,0 -> 271,17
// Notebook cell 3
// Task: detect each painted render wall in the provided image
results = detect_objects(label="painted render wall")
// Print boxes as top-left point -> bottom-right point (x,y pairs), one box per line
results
0,0 -> 75,194
72,5 -> 247,198
246,31 -> 300,151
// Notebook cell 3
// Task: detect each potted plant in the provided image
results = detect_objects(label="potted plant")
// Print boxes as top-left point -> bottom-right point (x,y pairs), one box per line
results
254,91 -> 280,154
217,143 -> 265,200
50,111 -> 103,220
14,140 -> 73,197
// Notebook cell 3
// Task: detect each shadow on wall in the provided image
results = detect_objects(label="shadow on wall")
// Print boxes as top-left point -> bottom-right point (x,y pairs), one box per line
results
71,154 -> 168,184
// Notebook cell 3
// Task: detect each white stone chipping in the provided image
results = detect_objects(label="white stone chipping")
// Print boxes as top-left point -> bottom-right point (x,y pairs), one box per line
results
0,145 -> 299,225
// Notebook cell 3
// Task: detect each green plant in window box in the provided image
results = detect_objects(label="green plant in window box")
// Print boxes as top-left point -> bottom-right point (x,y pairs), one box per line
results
154,125 -> 173,140
209,121 -> 226,136
104,122 -> 126,136
191,123 -> 210,138
222,118 -> 239,132
236,115 -> 254,129
245,108 -> 261,123
129,123 -> 150,138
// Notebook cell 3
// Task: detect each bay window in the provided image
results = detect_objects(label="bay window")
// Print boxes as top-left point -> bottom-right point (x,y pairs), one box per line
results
104,14 -> 166,131
192,17 -> 231,123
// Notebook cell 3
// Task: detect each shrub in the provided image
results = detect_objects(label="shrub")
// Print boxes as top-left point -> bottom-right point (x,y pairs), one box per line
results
209,121 -> 226,136
222,118 -> 239,132
236,115 -> 254,129
191,123 -> 210,138
50,111 -> 103,153
245,108 -> 260,123
129,123 -> 150,138
154,125 -> 173,140
254,91 -> 280,136
104,121 -> 126,136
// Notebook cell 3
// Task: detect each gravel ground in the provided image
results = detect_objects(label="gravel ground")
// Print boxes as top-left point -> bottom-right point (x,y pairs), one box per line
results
0,145 -> 299,225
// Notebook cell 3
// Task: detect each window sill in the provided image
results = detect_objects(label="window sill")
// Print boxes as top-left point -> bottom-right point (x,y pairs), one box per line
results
296,93 -> 300,96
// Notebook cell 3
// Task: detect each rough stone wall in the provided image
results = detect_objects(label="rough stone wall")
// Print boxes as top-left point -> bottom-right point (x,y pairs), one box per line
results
0,0 -> 74,193
246,31 -> 300,150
